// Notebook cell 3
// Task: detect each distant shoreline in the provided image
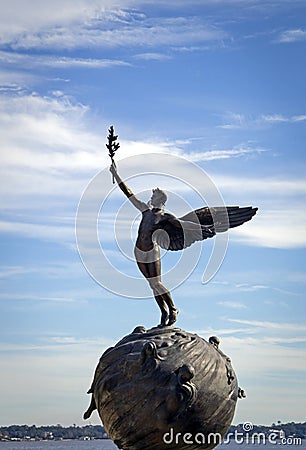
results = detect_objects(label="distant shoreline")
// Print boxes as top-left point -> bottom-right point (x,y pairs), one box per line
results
0,422 -> 305,442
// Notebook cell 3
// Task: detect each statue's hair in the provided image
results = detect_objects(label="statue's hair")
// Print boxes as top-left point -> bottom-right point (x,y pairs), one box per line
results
152,188 -> 167,206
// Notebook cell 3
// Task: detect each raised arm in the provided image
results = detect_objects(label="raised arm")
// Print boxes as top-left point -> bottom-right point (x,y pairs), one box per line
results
110,162 -> 147,212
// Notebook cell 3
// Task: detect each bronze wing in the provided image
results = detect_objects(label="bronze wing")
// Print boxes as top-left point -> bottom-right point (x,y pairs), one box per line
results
181,206 -> 258,232
153,206 -> 257,251
153,213 -> 215,251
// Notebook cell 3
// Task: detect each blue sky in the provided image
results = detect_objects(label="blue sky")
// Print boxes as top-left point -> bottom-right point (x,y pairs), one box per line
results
0,0 -> 306,427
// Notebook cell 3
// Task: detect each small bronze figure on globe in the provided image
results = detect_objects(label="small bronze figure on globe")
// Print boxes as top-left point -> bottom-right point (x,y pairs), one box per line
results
108,127 -> 257,327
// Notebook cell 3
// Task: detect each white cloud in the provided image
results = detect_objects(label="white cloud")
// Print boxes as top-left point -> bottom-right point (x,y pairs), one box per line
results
0,220 -> 74,244
234,283 -> 268,292
276,28 -> 306,43
292,114 -> 306,122
218,111 -> 306,129
0,50 -> 130,70
0,265 -> 35,278
133,52 -> 171,61
231,208 -> 306,249
261,113 -> 306,123
0,4 -> 226,52
212,172 -> 306,248
0,0 -> 115,37
0,92 -> 102,206
179,146 -> 266,161
0,69 -> 38,88
261,114 -> 288,123
0,293 -> 78,303
228,318 -> 306,332
214,173 -> 306,196
218,301 -> 247,309
210,279 -> 301,297
194,326 -> 257,336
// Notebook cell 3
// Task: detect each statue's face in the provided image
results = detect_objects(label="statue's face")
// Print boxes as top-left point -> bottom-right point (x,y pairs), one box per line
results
150,189 -> 166,207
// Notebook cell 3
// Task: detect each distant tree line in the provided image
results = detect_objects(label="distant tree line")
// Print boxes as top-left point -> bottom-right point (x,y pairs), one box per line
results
0,424 -> 108,440
0,422 -> 305,441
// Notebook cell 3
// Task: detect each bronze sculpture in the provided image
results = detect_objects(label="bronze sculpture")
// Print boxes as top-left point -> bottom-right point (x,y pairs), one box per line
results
83,126 -> 257,449
109,159 -> 257,327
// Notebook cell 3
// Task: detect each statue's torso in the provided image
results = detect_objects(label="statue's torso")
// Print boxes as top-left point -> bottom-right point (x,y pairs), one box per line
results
136,208 -> 165,251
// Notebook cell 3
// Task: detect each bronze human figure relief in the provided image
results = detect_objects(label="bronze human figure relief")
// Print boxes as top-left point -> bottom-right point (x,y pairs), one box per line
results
108,127 -> 258,327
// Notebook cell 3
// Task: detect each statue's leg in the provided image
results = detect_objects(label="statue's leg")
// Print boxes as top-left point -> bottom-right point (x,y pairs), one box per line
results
148,282 -> 169,326
147,250 -> 174,325
154,294 -> 169,326
134,251 -> 168,325
167,303 -> 179,326
158,290 -> 178,325
154,288 -> 178,326
134,245 -> 178,325
149,277 -> 179,325
151,251 -> 179,325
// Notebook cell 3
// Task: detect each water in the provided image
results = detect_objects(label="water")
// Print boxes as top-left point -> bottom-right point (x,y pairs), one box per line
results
0,440 -> 304,449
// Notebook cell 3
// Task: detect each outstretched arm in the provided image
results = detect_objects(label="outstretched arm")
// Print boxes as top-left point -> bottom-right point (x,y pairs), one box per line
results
110,162 -> 147,212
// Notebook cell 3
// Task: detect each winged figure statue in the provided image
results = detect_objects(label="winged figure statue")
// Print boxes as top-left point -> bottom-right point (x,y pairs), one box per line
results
110,162 -> 257,327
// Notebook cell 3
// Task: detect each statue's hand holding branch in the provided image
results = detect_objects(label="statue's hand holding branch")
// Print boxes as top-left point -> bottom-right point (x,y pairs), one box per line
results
109,161 -> 121,185
109,160 -> 117,176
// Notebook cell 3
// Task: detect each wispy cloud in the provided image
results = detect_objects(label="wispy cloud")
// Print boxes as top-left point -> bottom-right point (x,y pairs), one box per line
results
0,220 -> 74,244
275,28 -> 306,43
218,111 -> 306,129
215,173 -> 306,196
231,208 -> 306,249
228,318 -> 306,332
0,51 -> 130,70
193,326 -> 257,336
214,172 -> 306,248
261,113 -> 306,123
178,146 -> 266,161
210,279 -> 301,297
0,266 -> 37,279
1,9 -> 226,52
133,52 -> 171,61
0,91 -> 102,207
0,0 -> 105,36
234,283 -> 268,292
218,300 -> 247,309
0,292 -> 78,303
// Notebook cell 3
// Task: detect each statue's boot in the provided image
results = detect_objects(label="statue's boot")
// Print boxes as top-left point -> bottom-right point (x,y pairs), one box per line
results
168,308 -> 179,326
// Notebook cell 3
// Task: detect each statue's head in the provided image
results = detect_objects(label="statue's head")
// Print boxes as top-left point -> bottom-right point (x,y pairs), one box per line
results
150,188 -> 167,208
